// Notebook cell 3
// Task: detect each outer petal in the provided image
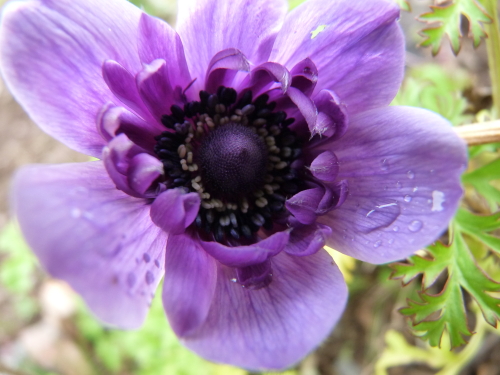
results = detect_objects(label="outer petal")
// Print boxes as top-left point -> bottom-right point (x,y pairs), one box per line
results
181,250 -> 347,371
12,162 -> 167,328
163,233 -> 217,336
176,0 -> 288,93
0,0 -> 143,157
317,106 -> 467,264
270,0 -> 404,114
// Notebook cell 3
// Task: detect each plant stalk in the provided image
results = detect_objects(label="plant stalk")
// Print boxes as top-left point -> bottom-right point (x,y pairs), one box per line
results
455,120 -> 500,145
483,0 -> 500,118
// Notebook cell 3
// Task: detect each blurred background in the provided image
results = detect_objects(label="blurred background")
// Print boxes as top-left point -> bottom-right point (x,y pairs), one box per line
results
0,0 -> 498,374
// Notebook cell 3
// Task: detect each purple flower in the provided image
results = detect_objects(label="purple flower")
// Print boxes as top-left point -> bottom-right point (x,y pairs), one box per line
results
0,0 -> 467,370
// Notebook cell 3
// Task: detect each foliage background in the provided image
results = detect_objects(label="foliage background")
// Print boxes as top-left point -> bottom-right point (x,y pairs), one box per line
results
0,0 -> 499,374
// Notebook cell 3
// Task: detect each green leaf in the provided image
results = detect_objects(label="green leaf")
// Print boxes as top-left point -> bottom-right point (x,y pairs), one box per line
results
462,158 -> 500,210
288,0 -> 306,10
393,0 -> 411,12
392,219 -> 500,347
418,0 -> 491,55
403,277 -> 470,347
455,209 -> 500,255
391,64 -> 472,125
391,246 -> 449,289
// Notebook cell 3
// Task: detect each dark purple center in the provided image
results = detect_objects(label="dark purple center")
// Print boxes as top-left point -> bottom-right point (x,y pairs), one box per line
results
154,86 -> 305,243
198,124 -> 268,200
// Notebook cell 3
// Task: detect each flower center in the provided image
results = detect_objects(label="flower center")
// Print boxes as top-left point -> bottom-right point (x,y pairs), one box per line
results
153,86 -> 304,243
198,123 -> 268,200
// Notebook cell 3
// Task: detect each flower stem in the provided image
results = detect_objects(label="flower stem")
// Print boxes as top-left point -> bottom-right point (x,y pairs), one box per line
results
483,0 -> 500,118
455,120 -> 500,145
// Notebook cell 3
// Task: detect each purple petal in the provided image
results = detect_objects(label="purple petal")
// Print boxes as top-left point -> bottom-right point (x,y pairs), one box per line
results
0,0 -> 143,157
163,233 -> 217,336
247,62 -> 291,95
136,59 -> 179,122
317,106 -> 467,263
181,250 -> 347,370
236,260 -> 273,289
128,153 -> 164,196
286,188 -> 322,225
176,0 -> 287,93
290,58 -> 318,96
286,186 -> 337,224
200,231 -> 290,267
12,162 -> 166,329
270,0 -> 404,114
137,13 -> 191,90
204,48 -> 251,93
309,151 -> 339,182
312,89 -> 348,140
286,223 -> 332,256
102,60 -> 153,122
103,134 -> 147,198
150,189 -> 201,235
96,104 -> 162,152
286,86 -> 318,132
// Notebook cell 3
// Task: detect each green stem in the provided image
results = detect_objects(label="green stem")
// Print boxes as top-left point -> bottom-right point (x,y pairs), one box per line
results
484,0 -> 500,118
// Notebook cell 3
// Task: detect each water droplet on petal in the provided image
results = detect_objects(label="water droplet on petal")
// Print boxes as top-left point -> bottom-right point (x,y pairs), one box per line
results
358,202 -> 401,232
231,278 -> 237,283
373,240 -> 382,248
143,253 -> 151,263
145,271 -> 154,285
407,170 -> 415,179
396,181 -> 402,189
408,220 -> 423,232
388,239 -> 394,245
393,226 -> 399,232
154,259 -> 160,268
413,187 -> 418,192
380,158 -> 389,171
404,195 -> 412,203
71,208 -> 82,218
431,190 -> 445,212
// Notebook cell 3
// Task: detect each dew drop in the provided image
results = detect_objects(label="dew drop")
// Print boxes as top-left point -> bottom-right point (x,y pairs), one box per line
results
393,226 -> 399,232
145,271 -> 154,285
407,170 -> 415,179
396,181 -> 402,190
143,253 -> 151,263
380,158 -> 389,171
373,240 -> 382,248
408,220 -> 423,232
404,195 -> 412,203
431,190 -> 445,212
231,278 -> 237,283
154,259 -> 160,268
71,208 -> 82,218
388,239 -> 394,245
358,202 -> 401,232
413,187 -> 419,193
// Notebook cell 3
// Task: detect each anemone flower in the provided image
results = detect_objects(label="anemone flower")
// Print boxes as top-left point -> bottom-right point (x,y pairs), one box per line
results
0,0 -> 467,370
